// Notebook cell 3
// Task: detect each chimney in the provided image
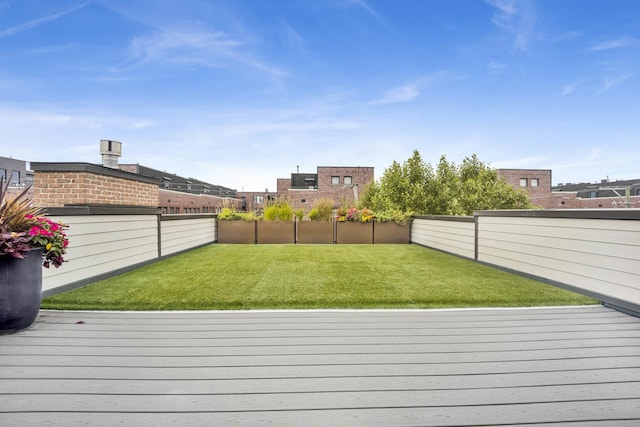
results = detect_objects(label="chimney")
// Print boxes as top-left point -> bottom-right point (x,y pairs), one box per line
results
100,140 -> 122,169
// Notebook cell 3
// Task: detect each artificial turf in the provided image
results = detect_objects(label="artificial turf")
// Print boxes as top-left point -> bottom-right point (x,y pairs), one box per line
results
41,244 -> 597,310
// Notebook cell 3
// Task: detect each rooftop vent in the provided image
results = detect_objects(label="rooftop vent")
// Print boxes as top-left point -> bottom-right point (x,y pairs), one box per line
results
100,140 -> 122,169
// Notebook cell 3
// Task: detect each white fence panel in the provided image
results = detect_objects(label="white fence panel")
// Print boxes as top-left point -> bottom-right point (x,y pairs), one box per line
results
411,217 -> 475,259
477,214 -> 640,308
42,215 -> 159,292
161,216 -> 216,256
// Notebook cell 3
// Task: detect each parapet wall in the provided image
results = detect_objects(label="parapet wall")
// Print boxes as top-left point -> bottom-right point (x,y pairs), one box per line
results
31,162 -> 159,207
412,209 -> 640,314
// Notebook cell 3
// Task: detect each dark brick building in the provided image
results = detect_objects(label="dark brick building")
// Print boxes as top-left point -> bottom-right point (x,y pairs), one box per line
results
270,166 -> 375,211
497,169 -> 640,209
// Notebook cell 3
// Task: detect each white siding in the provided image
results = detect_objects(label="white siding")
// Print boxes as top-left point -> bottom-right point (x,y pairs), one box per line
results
160,217 -> 216,256
477,216 -> 640,306
42,215 -> 159,292
411,218 -> 475,259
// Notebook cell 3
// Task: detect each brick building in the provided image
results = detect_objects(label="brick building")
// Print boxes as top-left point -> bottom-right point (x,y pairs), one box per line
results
497,169 -> 554,207
240,166 -> 375,212
26,141 -> 242,214
31,162 -> 160,208
0,155 -> 34,199
497,169 -> 640,209
119,164 -> 241,214
552,178 -> 640,208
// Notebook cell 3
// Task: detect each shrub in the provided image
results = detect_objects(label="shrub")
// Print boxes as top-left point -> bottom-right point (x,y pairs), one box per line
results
262,197 -> 294,221
263,205 -> 279,221
217,207 -> 257,221
309,198 -> 334,221
374,209 -> 413,225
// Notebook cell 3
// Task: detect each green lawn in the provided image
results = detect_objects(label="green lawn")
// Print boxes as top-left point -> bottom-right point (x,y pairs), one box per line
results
41,244 -> 597,310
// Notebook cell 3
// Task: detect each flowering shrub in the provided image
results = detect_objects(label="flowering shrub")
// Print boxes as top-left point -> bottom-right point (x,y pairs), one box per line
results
335,207 -> 375,223
0,178 -> 69,268
26,216 -> 69,268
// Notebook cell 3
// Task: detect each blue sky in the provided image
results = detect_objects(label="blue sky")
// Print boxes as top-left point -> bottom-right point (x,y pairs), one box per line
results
1,0 -> 639,191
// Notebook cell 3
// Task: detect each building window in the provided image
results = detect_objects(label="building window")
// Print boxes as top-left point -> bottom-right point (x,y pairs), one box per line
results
301,199 -> 306,203
10,171 -> 20,186
162,207 -> 168,214
0,169 -> 5,181
519,178 -> 527,187
344,176 -> 352,185
331,176 -> 340,185
589,191 -> 597,198
530,178 -> 539,187
254,195 -> 264,204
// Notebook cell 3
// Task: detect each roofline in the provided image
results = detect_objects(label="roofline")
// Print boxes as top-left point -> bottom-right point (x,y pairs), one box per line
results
30,162 -> 160,185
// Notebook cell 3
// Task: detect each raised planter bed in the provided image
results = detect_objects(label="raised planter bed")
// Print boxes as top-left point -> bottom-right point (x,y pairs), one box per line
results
217,221 -> 255,244
336,222 -> 373,244
297,221 -> 334,244
257,221 -> 295,244
374,221 -> 411,244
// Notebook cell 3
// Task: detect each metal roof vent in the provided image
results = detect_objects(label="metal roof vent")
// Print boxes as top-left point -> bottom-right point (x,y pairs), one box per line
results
100,140 -> 122,169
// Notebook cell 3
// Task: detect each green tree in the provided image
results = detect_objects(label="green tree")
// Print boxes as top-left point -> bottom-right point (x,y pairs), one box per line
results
365,150 -> 532,216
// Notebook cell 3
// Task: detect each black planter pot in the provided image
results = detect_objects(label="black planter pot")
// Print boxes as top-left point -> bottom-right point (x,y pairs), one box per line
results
0,248 -> 43,334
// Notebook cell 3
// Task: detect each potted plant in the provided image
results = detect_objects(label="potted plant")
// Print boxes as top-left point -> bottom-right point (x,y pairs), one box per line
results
1,178 -> 69,333
297,198 -> 334,244
335,207 -> 374,244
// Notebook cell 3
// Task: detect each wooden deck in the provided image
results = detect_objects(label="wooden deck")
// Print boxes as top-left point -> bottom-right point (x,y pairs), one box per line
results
2,305 -> 640,426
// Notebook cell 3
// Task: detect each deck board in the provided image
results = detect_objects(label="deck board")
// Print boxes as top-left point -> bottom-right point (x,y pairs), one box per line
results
1,306 -> 640,426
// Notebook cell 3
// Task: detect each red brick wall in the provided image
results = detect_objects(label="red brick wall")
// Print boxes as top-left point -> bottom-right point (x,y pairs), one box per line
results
159,189 -> 243,214
540,193 -> 640,209
34,171 -> 159,207
497,169 -> 552,195
277,178 -> 291,193
316,166 -> 374,208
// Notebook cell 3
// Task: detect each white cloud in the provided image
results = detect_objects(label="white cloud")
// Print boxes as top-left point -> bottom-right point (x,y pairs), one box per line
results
369,71 -> 453,106
348,0 -> 391,30
601,73 -> 635,92
487,61 -> 508,74
370,84 -> 421,106
128,26 -> 287,76
591,37 -> 633,51
486,0 -> 538,50
127,120 -> 155,130
129,27 -> 239,64
279,21 -> 306,52
0,2 -> 89,38
561,83 -> 577,96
